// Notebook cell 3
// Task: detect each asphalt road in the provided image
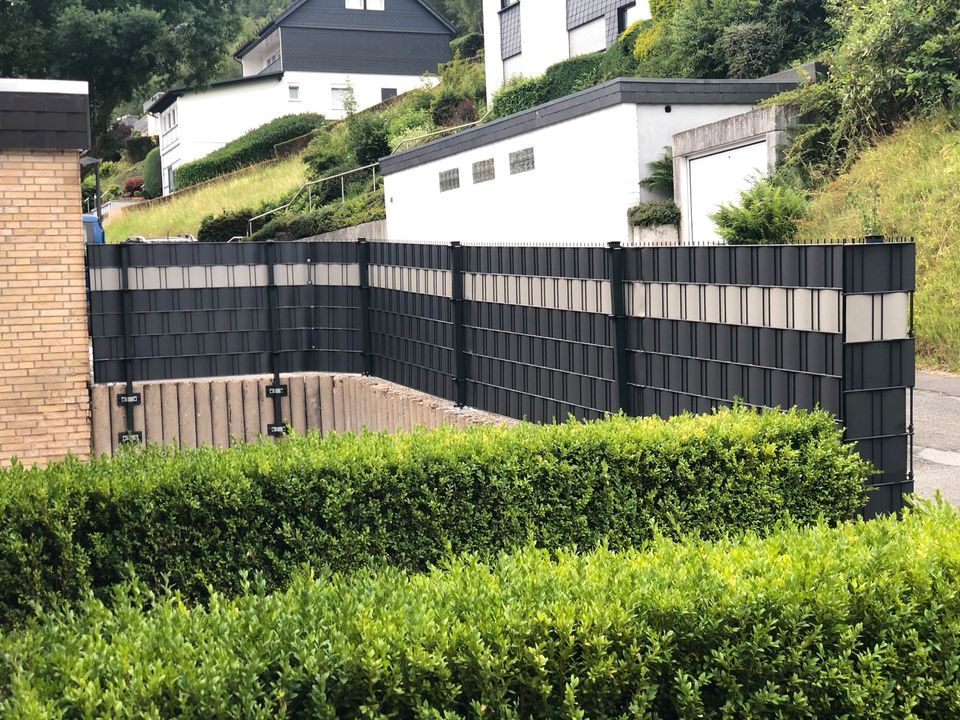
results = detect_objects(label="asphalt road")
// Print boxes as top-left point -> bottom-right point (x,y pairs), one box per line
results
913,371 -> 960,504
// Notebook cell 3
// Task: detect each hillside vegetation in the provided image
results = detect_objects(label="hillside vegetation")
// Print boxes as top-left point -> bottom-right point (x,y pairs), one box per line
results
103,157 -> 308,243
800,113 -> 960,371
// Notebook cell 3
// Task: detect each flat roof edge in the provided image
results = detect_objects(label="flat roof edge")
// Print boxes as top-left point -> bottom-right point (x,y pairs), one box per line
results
0,78 -> 89,95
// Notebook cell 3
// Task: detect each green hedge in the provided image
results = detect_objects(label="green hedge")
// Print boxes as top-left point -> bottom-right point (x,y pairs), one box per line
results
0,408 -> 866,627
629,200 -> 681,227
4,503 -> 956,716
142,147 -> 162,199
173,113 -> 324,189
249,187 -> 385,241
491,54 -> 603,118
450,32 -> 484,59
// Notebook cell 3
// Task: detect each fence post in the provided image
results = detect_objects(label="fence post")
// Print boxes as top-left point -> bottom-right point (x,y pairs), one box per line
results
608,241 -> 631,416
357,238 -> 373,376
450,241 -> 467,407
116,242 -> 141,444
264,240 -> 288,436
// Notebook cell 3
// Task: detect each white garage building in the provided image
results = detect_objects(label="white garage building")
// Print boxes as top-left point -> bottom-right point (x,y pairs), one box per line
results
381,76 -> 800,246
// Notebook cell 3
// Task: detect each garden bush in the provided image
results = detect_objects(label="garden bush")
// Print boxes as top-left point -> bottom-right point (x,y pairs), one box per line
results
450,32 -> 484,59
124,134 -> 156,163
121,176 -> 144,197
712,176 -> 808,244
174,113 -> 324,188
491,54 -> 604,118
142,147 -> 162,199
490,75 -> 548,118
345,112 -> 389,166
4,502 -> 957,716
0,407 -> 867,627
628,200 -> 681,227
249,187 -> 385,241
197,208 -> 254,241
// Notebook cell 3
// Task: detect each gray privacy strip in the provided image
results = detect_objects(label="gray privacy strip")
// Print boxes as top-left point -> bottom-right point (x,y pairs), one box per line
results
845,292 -> 911,343
626,282 -> 842,333
464,273 -> 612,315
369,265 -> 453,298
89,264 -> 360,292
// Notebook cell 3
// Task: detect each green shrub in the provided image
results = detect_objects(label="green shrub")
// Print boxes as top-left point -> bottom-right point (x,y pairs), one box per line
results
142,147 -> 161,199
436,55 -> 487,104
0,407 -> 867,627
345,112 -> 389,166
174,113 -> 324,188
721,21 -> 782,79
491,75 -> 549,118
302,127 -> 351,179
628,200 -> 681,227
124,134 -> 156,163
450,32 -> 484,59
541,53 -> 603,98
6,502 -> 958,716
640,146 -> 674,197
431,92 -> 477,126
250,187 -> 385,241
197,209 -> 253,241
712,177 -> 809,244
775,0 -> 960,179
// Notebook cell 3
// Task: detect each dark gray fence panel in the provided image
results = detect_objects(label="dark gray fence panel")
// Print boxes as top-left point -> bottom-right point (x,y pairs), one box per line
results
86,239 -> 914,517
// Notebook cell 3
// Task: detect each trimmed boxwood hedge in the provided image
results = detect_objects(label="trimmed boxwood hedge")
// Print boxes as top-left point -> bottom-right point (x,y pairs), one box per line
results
173,113 -> 324,189
3,503 -> 956,717
629,200 -> 681,227
0,407 -> 868,627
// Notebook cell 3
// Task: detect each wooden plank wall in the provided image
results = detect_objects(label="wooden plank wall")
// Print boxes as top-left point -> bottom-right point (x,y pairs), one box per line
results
90,373 -> 506,457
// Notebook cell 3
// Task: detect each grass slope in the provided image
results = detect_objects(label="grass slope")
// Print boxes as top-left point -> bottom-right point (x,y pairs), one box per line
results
800,113 -> 960,371
104,157 -> 308,243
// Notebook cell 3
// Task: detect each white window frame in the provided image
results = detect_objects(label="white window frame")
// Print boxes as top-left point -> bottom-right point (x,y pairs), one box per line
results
346,0 -> 383,8
288,83 -> 300,101
331,86 -> 349,111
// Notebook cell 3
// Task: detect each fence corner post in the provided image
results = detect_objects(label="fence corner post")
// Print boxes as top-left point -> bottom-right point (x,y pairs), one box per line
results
608,241 -> 631,416
450,241 -> 467,408
357,238 -> 373,376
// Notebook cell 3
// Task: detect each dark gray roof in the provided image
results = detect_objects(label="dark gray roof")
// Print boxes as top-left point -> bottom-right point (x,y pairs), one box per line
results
0,84 -> 90,151
379,77 -> 801,175
146,72 -> 284,115
235,0 -> 455,60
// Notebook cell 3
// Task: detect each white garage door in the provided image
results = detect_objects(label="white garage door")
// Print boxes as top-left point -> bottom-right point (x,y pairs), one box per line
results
688,141 -> 768,244
568,18 -> 606,57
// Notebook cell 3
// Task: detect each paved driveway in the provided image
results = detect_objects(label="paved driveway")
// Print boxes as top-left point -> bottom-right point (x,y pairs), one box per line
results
913,371 -> 960,504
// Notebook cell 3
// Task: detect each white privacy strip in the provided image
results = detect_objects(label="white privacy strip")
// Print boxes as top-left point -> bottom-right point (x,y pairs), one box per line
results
845,292 -> 911,343
625,282 -> 843,333
369,265 -> 453,298
89,264 -> 359,292
463,273 -> 612,314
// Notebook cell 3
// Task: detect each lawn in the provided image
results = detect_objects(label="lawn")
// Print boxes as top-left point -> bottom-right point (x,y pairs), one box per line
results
103,157 -> 309,243
799,112 -> 960,372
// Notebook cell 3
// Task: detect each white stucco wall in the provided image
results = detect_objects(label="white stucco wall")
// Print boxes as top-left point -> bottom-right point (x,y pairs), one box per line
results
384,101 -> 757,245
158,71 -> 432,194
483,0 -> 570,105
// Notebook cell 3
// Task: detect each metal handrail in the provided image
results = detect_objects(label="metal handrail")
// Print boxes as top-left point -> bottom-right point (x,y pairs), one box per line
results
246,162 -> 379,236
392,110 -> 492,152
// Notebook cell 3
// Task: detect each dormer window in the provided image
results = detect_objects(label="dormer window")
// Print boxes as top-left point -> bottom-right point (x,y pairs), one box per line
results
346,0 -> 384,9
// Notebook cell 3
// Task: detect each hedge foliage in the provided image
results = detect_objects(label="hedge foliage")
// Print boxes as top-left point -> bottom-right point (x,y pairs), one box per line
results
628,200 -> 681,227
491,54 -> 602,118
174,113 -> 324,189
450,32 -> 483,59
712,177 -> 809,244
249,187 -> 385,241
0,408 -> 867,627
4,503 -> 957,717
141,147 -> 161,199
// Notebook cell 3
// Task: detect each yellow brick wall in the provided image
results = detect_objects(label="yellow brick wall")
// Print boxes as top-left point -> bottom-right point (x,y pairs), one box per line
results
0,149 -> 91,466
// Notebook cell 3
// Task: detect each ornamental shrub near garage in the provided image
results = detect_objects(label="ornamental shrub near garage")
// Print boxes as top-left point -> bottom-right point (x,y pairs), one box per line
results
0,407 -> 869,627
2,503 -> 957,717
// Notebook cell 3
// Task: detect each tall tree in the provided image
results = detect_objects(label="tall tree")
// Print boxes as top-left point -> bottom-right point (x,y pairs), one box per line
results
0,0 -> 242,148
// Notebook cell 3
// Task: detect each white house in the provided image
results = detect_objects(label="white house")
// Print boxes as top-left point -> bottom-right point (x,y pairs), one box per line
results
483,0 -> 650,104
381,77 -> 801,246
148,0 -> 455,195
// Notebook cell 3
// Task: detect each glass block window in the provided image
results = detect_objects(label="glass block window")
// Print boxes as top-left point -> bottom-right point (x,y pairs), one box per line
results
439,168 -> 460,192
472,159 -> 495,184
510,147 -> 535,174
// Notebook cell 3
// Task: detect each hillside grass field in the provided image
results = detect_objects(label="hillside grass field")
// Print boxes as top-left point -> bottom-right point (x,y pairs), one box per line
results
800,113 -> 960,372
103,157 -> 308,243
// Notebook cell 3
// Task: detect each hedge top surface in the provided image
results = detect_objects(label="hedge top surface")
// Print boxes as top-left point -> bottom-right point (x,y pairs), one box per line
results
2,502 -> 956,718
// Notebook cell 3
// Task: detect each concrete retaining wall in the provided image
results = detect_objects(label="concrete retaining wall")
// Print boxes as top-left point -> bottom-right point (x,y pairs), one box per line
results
304,219 -> 387,243
91,373 -> 508,457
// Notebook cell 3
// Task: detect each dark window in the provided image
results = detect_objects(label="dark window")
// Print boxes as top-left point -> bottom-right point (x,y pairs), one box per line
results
439,168 -> 460,192
472,159 -> 495,184
618,2 -> 642,32
381,88 -> 397,101
501,0 -> 518,8
509,147 -> 535,175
